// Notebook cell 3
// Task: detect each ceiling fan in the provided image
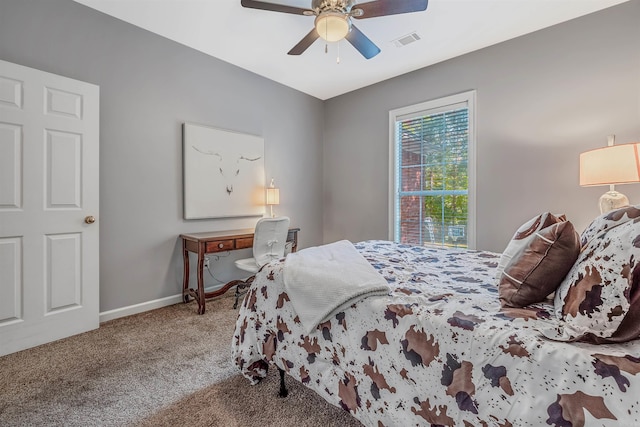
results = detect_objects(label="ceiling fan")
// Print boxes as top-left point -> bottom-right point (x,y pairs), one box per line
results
240,0 -> 429,59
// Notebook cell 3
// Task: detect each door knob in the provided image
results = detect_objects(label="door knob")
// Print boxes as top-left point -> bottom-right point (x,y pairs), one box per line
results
84,215 -> 96,224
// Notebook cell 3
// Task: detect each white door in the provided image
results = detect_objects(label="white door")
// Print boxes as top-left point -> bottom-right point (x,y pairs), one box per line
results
0,60 -> 99,357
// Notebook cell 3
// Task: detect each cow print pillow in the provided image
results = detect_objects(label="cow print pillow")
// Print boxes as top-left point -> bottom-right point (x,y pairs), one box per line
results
549,217 -> 640,343
579,204 -> 640,248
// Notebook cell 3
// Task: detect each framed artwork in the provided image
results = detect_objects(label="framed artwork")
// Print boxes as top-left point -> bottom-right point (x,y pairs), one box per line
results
183,122 -> 265,219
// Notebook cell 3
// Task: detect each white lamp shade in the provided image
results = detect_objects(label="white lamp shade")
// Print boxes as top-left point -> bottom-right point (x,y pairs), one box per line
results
315,13 -> 350,42
580,143 -> 640,186
266,188 -> 280,205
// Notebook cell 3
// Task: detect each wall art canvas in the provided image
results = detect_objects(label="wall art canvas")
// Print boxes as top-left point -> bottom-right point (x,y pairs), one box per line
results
183,123 -> 265,219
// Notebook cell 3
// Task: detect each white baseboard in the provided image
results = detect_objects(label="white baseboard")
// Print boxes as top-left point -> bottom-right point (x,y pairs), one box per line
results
99,294 -> 183,323
99,285 -> 227,323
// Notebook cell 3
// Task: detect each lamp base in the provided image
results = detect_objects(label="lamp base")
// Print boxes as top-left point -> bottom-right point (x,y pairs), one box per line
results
599,190 -> 629,214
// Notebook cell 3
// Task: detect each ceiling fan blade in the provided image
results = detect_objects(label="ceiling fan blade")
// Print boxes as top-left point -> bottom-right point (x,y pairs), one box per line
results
288,28 -> 320,55
345,25 -> 380,59
352,0 -> 428,19
241,0 -> 311,15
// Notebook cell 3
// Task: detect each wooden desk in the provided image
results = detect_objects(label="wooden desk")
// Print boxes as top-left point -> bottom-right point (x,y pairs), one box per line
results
180,227 -> 300,314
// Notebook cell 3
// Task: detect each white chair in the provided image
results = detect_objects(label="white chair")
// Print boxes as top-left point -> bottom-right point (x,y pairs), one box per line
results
233,216 -> 290,308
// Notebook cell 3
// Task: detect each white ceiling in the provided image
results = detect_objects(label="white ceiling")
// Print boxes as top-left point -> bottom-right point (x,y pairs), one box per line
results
74,0 -> 629,100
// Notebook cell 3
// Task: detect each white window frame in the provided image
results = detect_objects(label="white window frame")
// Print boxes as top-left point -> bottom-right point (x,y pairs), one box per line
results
388,90 -> 477,249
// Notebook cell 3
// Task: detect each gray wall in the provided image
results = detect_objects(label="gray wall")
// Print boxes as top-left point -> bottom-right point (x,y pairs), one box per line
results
323,0 -> 640,253
0,0 -> 325,312
2,0 -> 639,313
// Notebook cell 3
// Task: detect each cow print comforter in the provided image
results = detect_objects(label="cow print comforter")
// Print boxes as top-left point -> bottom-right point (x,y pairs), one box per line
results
232,240 -> 640,426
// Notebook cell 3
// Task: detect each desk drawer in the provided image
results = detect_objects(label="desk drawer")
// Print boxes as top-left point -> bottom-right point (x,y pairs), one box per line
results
235,237 -> 253,249
206,239 -> 234,253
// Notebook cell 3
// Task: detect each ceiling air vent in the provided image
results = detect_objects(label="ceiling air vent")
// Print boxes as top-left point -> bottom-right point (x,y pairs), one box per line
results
392,32 -> 421,48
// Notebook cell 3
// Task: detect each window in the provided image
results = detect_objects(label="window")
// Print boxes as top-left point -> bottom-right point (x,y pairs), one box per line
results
389,91 -> 476,248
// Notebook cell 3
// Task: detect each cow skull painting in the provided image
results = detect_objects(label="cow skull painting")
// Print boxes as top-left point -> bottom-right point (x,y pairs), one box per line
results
183,123 -> 265,219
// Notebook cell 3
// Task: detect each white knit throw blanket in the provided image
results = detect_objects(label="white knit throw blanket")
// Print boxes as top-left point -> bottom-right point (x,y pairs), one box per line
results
283,240 -> 390,334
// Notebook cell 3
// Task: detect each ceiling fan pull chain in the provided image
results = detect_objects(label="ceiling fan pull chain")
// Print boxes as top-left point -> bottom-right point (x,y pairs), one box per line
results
337,41 -> 340,64
324,16 -> 328,54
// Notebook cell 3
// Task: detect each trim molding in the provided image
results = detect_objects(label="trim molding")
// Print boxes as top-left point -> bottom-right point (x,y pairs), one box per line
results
99,285 -> 227,323
99,294 -> 183,323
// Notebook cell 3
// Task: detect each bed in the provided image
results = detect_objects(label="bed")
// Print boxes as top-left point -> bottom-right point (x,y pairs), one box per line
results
231,208 -> 640,427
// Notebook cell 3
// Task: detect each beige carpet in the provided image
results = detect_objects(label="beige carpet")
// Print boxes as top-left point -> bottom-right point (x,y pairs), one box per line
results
0,295 -> 362,427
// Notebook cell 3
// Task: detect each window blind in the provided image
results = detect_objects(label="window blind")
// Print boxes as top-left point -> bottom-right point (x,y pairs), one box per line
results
395,104 -> 469,247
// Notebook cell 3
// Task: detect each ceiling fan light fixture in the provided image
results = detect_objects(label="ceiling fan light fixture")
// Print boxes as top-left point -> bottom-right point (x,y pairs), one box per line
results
315,12 -> 350,42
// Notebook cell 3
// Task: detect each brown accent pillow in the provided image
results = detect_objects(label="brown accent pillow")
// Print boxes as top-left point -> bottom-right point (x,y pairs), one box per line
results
495,212 -> 566,282
499,220 -> 580,308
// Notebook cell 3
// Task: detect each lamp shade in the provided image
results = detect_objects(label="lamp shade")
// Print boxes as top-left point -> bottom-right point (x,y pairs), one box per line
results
266,187 -> 280,205
580,143 -> 640,186
315,12 -> 350,42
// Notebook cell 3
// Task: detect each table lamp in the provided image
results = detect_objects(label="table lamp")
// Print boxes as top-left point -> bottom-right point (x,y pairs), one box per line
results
266,178 -> 280,218
580,137 -> 640,213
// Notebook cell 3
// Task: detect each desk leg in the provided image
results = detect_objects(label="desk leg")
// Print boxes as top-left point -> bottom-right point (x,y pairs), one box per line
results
196,250 -> 206,315
182,242 -> 190,303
